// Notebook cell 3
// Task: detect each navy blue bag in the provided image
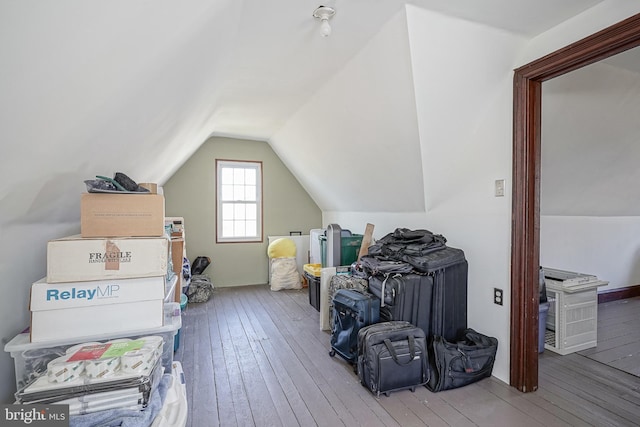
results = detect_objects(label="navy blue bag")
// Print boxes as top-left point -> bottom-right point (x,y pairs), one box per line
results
329,289 -> 380,366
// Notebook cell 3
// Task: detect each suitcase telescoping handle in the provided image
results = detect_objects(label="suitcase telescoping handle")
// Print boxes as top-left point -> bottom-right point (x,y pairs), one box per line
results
383,335 -> 417,366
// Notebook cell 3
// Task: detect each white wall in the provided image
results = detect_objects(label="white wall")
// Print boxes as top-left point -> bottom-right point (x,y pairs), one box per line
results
541,216 -> 640,291
0,1 -> 237,402
326,6 -> 525,383
542,61 -> 640,216
540,46 -> 640,291
327,3 -> 640,384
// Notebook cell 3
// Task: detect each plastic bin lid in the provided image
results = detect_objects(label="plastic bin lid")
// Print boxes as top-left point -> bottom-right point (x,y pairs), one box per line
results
4,310 -> 181,354
303,263 -> 322,277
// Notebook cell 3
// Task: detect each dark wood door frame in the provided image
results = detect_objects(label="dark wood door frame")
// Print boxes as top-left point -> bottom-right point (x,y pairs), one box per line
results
510,13 -> 640,392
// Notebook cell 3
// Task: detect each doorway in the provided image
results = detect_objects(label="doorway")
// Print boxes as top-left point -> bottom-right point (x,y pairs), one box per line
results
510,13 -> 640,392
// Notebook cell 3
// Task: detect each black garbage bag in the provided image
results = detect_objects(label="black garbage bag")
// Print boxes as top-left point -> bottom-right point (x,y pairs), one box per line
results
539,267 -> 548,303
191,256 -> 211,275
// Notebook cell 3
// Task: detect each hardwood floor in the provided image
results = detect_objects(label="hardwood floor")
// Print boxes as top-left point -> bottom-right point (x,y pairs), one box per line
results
578,296 -> 640,377
174,285 -> 640,427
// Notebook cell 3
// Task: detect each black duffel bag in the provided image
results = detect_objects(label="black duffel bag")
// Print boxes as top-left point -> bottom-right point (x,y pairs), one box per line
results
366,228 -> 448,273
359,255 -> 414,277
426,328 -> 498,392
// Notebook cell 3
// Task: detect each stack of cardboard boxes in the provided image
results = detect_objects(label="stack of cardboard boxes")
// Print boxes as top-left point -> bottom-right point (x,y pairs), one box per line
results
30,192 -> 170,342
4,190 -> 185,418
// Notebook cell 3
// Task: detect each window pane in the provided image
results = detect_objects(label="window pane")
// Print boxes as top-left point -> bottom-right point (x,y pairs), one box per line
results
221,185 -> 234,201
245,185 -> 256,201
234,221 -> 245,236
246,204 -> 257,220
245,169 -> 256,185
246,221 -> 257,237
233,184 -> 245,201
234,204 -> 245,220
217,160 -> 261,242
222,220 -> 234,237
233,168 -> 245,185
221,168 -> 233,183
222,203 -> 234,219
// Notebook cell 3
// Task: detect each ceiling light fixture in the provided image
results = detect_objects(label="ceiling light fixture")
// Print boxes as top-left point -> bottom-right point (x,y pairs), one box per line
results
313,5 -> 335,37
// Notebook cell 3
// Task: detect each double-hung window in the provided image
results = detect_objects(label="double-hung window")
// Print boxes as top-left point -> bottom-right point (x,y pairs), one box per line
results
216,160 -> 262,243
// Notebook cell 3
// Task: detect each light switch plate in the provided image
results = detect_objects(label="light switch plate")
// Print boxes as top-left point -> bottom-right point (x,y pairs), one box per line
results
495,179 -> 505,197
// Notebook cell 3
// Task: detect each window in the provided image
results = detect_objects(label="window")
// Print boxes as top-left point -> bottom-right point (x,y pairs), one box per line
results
216,160 -> 262,243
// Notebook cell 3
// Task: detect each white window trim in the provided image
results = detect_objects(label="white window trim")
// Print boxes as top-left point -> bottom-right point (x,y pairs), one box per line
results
216,159 -> 263,243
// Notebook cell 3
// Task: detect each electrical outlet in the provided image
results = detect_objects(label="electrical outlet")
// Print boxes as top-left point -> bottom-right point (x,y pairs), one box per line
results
494,288 -> 503,305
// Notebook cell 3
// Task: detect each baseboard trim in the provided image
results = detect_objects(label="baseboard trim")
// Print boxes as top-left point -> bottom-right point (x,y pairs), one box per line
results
598,285 -> 640,303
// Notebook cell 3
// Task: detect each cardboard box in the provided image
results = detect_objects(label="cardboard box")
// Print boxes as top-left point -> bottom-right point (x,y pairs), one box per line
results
47,235 -> 169,283
30,276 -> 166,343
170,238 -> 184,303
81,193 -> 165,238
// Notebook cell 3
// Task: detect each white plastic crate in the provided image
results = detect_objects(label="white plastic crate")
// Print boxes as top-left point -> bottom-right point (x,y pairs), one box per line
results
542,267 -> 606,355
4,306 -> 181,392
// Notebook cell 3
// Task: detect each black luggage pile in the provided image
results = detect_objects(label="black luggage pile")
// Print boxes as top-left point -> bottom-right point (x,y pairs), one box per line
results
362,228 -> 467,341
328,227 -> 498,396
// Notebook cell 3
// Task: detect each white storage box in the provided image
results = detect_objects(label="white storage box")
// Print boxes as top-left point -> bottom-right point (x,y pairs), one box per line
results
47,234 -> 169,283
5,306 -> 181,391
542,267 -> 607,355
30,276 -> 166,343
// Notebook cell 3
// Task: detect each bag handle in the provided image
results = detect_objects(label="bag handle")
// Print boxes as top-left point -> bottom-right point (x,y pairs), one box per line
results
384,335 -> 417,366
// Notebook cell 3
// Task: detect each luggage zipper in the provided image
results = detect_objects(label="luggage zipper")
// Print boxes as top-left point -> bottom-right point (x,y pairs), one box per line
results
379,273 -> 401,308
425,257 -> 466,275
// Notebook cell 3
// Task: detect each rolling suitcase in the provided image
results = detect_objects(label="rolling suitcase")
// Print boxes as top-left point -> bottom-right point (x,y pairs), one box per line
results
328,274 -> 369,330
368,246 -> 468,342
357,321 -> 429,396
329,289 -> 380,365
368,273 -> 432,330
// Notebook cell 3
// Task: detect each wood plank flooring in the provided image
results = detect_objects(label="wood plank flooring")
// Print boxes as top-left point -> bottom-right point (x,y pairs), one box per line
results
174,285 -> 640,427
578,296 -> 640,377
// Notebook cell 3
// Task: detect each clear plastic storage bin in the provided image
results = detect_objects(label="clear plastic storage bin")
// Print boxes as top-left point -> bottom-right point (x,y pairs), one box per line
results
4,306 -> 181,391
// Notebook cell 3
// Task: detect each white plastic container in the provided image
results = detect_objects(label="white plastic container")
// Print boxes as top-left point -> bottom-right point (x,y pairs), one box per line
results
5,307 -> 181,391
151,361 -> 188,427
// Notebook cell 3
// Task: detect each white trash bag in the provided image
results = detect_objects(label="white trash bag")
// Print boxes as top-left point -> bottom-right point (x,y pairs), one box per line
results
270,257 -> 301,291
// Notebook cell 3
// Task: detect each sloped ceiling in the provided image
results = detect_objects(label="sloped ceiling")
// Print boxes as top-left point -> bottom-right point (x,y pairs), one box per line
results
270,10 -> 424,213
0,0 -> 605,226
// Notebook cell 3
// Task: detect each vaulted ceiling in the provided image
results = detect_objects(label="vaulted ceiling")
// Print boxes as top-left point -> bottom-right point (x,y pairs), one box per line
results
4,0 -> 635,225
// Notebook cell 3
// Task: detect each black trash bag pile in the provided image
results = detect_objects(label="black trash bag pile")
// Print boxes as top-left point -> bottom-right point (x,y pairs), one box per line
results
191,256 -> 211,275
